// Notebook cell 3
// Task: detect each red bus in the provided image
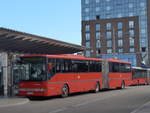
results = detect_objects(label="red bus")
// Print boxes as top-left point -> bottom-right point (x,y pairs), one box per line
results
15,54 -> 132,99
131,67 -> 150,85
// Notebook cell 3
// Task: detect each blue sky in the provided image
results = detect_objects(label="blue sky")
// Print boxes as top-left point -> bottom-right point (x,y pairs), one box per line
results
0,0 -> 81,45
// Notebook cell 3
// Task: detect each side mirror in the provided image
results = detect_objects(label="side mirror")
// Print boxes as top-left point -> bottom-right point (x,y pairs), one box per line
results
47,63 -> 53,70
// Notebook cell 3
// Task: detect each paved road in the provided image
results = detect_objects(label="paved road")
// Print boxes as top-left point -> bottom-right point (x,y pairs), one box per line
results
0,86 -> 150,113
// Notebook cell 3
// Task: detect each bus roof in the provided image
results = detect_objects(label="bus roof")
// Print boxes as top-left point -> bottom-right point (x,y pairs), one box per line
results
106,58 -> 131,64
21,54 -> 103,61
21,54 -> 131,64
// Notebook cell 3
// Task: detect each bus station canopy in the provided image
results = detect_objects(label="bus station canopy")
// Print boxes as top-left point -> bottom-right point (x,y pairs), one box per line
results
0,27 -> 84,54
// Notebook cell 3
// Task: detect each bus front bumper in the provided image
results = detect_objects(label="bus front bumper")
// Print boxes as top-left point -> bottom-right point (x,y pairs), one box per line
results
17,88 -> 48,96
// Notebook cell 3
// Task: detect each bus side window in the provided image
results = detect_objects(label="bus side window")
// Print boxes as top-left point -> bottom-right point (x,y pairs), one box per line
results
61,60 -> 65,72
56,59 -> 61,73
72,63 -> 77,72
113,63 -> 119,72
63,59 -> 71,73
125,64 -> 131,73
64,61 -> 68,72
77,60 -> 89,72
47,58 -> 56,79
89,61 -> 95,72
99,62 -> 102,72
68,60 -> 73,72
89,61 -> 101,72
109,62 -> 113,72
71,60 -> 89,73
119,63 -> 125,72
132,69 -> 135,79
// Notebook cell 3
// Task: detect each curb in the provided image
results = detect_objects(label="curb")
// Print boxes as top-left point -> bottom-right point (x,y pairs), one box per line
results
0,98 -> 29,108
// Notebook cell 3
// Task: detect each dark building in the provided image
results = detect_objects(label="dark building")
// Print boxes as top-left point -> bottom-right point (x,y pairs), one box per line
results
81,0 -> 150,67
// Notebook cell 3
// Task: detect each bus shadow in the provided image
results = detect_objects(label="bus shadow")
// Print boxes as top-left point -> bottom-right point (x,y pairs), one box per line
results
27,88 -> 127,101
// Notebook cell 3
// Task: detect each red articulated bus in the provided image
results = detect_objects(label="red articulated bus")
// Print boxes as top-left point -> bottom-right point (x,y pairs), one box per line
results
131,67 -> 150,85
15,54 -> 132,99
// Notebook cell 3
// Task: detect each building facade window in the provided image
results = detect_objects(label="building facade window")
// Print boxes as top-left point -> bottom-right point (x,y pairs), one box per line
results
141,29 -> 146,34
140,2 -> 145,7
85,0 -> 89,4
85,8 -> 89,13
118,13 -> 122,18
96,40 -> 101,48
129,13 -> 134,17
129,21 -> 134,28
117,31 -> 123,38
129,39 -> 134,46
96,49 -> 101,57
141,28 -> 146,37
117,22 -> 123,30
118,48 -> 123,53
130,48 -> 135,53
85,41 -> 90,48
96,15 -> 100,20
107,49 -> 112,54
118,40 -> 123,47
96,7 -> 100,12
96,32 -> 101,39
141,39 -> 146,47
129,30 -> 135,37
107,40 -> 112,47
141,47 -> 146,52
129,3 -> 133,8
96,0 -> 100,3
85,33 -> 90,40
106,6 -> 111,11
85,24 -> 90,32
106,31 -> 112,39
85,50 -> 91,57
95,24 -> 100,31
85,16 -> 90,20
106,23 -> 112,30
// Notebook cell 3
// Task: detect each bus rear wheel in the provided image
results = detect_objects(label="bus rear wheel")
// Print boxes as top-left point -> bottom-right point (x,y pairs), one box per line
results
121,81 -> 125,89
94,82 -> 100,93
61,84 -> 69,98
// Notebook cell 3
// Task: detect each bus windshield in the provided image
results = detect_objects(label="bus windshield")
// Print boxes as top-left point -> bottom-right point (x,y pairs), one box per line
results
19,57 -> 47,81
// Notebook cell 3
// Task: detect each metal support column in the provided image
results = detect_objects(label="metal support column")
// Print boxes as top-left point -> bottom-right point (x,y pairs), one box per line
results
1,52 -> 8,97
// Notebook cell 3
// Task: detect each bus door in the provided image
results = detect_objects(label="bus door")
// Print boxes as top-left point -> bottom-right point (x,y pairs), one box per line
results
102,61 -> 109,89
12,65 -> 27,95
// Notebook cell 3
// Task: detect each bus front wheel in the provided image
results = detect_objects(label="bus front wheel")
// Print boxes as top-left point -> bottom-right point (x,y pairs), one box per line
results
61,84 -> 69,98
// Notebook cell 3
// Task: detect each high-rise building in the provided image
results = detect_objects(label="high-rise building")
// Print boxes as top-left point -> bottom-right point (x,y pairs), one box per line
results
81,0 -> 150,66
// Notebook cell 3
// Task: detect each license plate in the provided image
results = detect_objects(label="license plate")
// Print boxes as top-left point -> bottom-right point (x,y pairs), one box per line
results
27,92 -> 33,95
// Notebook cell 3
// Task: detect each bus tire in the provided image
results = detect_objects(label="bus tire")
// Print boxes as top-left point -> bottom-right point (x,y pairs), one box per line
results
28,96 -> 39,100
145,80 -> 149,85
121,81 -> 125,89
61,84 -> 69,98
94,82 -> 100,93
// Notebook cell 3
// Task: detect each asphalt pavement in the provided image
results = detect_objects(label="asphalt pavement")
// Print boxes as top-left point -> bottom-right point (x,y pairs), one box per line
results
0,97 -> 29,108
0,86 -> 150,113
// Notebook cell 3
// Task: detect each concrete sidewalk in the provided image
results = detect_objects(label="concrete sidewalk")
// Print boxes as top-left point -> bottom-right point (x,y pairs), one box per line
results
131,101 -> 150,113
0,97 -> 29,108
